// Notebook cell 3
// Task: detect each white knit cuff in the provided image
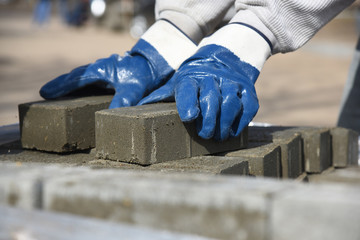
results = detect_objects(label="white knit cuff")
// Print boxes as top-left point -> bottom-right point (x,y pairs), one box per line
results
141,20 -> 197,70
199,24 -> 272,71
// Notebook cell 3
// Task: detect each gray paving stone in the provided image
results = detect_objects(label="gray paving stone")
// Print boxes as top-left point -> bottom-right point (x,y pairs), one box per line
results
251,126 -> 359,171
95,103 -> 247,165
19,96 -> 112,152
1,162 -> 359,240
43,170 -> 288,240
271,183 -> 360,240
0,205 -> 211,240
148,156 -> 249,175
273,134 -> 303,179
0,167 -> 42,210
297,128 -> 332,173
223,143 -> 281,178
248,126 -> 303,178
251,127 -> 332,173
0,163 -> 90,210
330,127 -> 358,167
308,166 -> 360,185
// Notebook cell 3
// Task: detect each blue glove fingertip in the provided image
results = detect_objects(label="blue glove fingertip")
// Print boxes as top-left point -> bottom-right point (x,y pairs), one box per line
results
177,105 -> 200,122
109,93 -> 132,109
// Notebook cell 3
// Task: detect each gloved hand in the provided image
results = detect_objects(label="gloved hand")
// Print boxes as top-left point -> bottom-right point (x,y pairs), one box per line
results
139,24 -> 272,141
40,20 -> 196,108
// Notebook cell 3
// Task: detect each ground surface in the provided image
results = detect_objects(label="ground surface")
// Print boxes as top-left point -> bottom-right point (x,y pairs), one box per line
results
0,4 -> 358,127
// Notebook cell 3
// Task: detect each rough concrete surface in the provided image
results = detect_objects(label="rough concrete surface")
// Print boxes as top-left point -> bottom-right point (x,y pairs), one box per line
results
0,162 -> 90,209
274,134 -> 303,178
149,156 -> 249,175
330,127 -> 359,167
271,182 -> 360,240
0,205 -> 212,240
249,125 -> 360,173
268,127 -> 332,173
223,143 -> 281,178
42,168 -> 284,240
298,128 -> 332,173
95,103 -> 247,165
248,126 -> 304,178
19,96 -> 112,152
308,166 -> 360,185
1,162 -> 360,240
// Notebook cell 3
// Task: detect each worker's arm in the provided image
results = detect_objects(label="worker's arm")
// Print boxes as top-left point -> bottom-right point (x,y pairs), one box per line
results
231,0 -> 355,53
155,0 -> 234,43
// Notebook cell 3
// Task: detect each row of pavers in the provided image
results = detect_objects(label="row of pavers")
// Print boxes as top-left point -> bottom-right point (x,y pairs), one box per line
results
0,162 -> 359,240
0,95 -> 359,239
17,96 -> 359,179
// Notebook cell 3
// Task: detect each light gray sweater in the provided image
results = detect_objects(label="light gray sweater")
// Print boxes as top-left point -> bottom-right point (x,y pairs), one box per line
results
155,0 -> 355,54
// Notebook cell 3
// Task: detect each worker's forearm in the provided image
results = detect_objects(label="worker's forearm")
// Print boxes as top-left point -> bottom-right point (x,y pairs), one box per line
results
231,0 -> 355,54
155,0 -> 234,43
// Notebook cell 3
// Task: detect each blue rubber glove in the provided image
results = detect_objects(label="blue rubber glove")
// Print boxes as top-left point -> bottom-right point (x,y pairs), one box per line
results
40,20 -> 196,108
139,24 -> 272,141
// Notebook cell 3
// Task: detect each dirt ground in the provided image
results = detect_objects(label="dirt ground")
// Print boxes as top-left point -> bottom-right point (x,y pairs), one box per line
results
0,5 -> 359,127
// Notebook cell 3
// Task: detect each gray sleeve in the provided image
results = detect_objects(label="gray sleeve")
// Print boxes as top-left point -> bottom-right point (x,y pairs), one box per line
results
231,0 -> 355,54
155,0 -> 234,43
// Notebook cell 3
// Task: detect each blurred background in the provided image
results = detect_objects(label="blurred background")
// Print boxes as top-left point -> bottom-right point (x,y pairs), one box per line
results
0,0 -> 360,127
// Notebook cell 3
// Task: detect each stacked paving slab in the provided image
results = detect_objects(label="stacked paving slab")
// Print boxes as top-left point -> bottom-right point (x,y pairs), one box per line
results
16,96 -> 358,178
0,96 -> 359,239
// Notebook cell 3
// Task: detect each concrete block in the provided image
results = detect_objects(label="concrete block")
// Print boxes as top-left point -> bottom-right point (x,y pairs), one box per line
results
0,205 -> 211,240
43,170 -> 289,240
297,128 -> 331,173
19,96 -> 112,152
254,127 -> 331,173
0,163 -> 89,210
0,167 -> 42,210
95,103 -> 247,165
248,126 -> 303,178
223,143 -> 281,178
273,134 -> 303,179
149,156 -> 249,175
271,184 -> 360,240
330,127 -> 358,167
